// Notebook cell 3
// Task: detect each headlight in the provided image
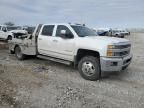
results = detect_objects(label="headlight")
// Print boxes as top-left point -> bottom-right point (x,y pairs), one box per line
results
107,45 -> 116,57
107,45 -> 116,49
107,50 -> 113,56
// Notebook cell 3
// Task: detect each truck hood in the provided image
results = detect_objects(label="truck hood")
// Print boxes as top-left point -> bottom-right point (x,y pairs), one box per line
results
76,36 -> 130,57
81,36 -> 130,44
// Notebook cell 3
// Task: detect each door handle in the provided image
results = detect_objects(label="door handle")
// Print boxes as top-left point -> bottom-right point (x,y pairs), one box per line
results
53,40 -> 58,42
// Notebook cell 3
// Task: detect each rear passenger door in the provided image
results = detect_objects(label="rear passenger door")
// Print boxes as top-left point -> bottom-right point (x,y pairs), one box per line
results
38,25 -> 55,55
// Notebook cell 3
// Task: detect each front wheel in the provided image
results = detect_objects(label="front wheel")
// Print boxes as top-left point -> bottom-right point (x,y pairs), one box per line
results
78,56 -> 101,81
15,46 -> 25,60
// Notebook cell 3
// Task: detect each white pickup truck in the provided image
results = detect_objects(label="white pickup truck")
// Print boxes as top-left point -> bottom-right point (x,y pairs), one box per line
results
111,29 -> 130,38
9,23 -> 132,80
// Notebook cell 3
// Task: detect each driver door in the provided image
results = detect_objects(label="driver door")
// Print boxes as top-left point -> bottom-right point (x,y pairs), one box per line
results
52,25 -> 75,61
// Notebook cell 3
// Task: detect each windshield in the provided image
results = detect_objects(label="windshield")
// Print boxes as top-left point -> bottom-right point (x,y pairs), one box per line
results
71,25 -> 97,37
7,26 -> 20,31
0,26 -> 1,30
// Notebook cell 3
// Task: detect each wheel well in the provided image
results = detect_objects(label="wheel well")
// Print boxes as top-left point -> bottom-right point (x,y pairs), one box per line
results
76,49 -> 100,64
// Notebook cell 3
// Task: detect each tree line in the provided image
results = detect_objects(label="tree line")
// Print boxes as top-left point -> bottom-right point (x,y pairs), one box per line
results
3,21 -> 15,26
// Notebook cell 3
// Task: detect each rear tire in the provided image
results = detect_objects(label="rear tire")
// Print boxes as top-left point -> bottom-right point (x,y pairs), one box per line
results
15,46 -> 25,60
78,56 -> 101,81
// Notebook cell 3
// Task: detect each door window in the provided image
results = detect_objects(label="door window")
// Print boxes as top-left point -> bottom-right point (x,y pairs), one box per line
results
41,25 -> 54,36
56,25 -> 74,38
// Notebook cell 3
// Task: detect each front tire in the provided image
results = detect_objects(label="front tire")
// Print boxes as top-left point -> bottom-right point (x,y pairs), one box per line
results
15,46 -> 25,60
78,56 -> 101,81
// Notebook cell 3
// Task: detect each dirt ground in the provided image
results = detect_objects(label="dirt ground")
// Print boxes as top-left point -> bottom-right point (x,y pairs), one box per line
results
0,33 -> 144,108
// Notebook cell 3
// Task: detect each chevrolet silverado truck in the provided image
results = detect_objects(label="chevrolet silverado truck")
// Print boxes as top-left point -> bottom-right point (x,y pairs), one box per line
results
8,23 -> 132,81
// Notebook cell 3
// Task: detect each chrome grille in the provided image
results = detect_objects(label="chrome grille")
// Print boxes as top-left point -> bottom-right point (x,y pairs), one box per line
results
113,43 -> 131,57
115,44 -> 131,49
114,50 -> 130,57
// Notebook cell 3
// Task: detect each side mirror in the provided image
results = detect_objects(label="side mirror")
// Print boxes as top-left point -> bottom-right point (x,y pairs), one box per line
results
60,30 -> 66,35
60,30 -> 73,39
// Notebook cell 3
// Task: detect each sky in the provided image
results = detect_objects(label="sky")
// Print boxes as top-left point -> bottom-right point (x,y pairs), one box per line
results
0,0 -> 144,28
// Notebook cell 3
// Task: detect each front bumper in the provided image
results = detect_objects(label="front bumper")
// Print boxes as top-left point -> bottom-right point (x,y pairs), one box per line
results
100,54 -> 132,72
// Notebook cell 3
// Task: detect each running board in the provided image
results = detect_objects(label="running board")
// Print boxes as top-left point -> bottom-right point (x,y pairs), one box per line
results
37,55 -> 71,65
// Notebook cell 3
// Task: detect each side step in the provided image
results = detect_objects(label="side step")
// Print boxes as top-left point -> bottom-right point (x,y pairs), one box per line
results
37,55 -> 72,65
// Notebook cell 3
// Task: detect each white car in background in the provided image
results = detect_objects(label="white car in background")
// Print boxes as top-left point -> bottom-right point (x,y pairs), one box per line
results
0,25 -> 27,40
112,29 -> 130,36
0,25 -> 8,40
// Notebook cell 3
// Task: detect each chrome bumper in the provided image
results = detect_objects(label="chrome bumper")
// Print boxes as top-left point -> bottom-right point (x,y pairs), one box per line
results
100,54 -> 132,72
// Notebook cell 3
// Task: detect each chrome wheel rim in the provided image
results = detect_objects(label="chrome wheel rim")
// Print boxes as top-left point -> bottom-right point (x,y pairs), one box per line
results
82,61 -> 95,76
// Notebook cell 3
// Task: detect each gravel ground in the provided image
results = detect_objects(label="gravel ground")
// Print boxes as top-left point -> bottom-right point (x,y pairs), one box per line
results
0,33 -> 144,108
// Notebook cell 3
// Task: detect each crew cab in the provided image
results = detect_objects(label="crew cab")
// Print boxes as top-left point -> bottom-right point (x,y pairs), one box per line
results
9,23 -> 132,81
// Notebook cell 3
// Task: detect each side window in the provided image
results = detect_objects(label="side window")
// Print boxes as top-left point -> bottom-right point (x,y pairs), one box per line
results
56,25 -> 74,38
0,26 -> 1,30
41,25 -> 54,36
